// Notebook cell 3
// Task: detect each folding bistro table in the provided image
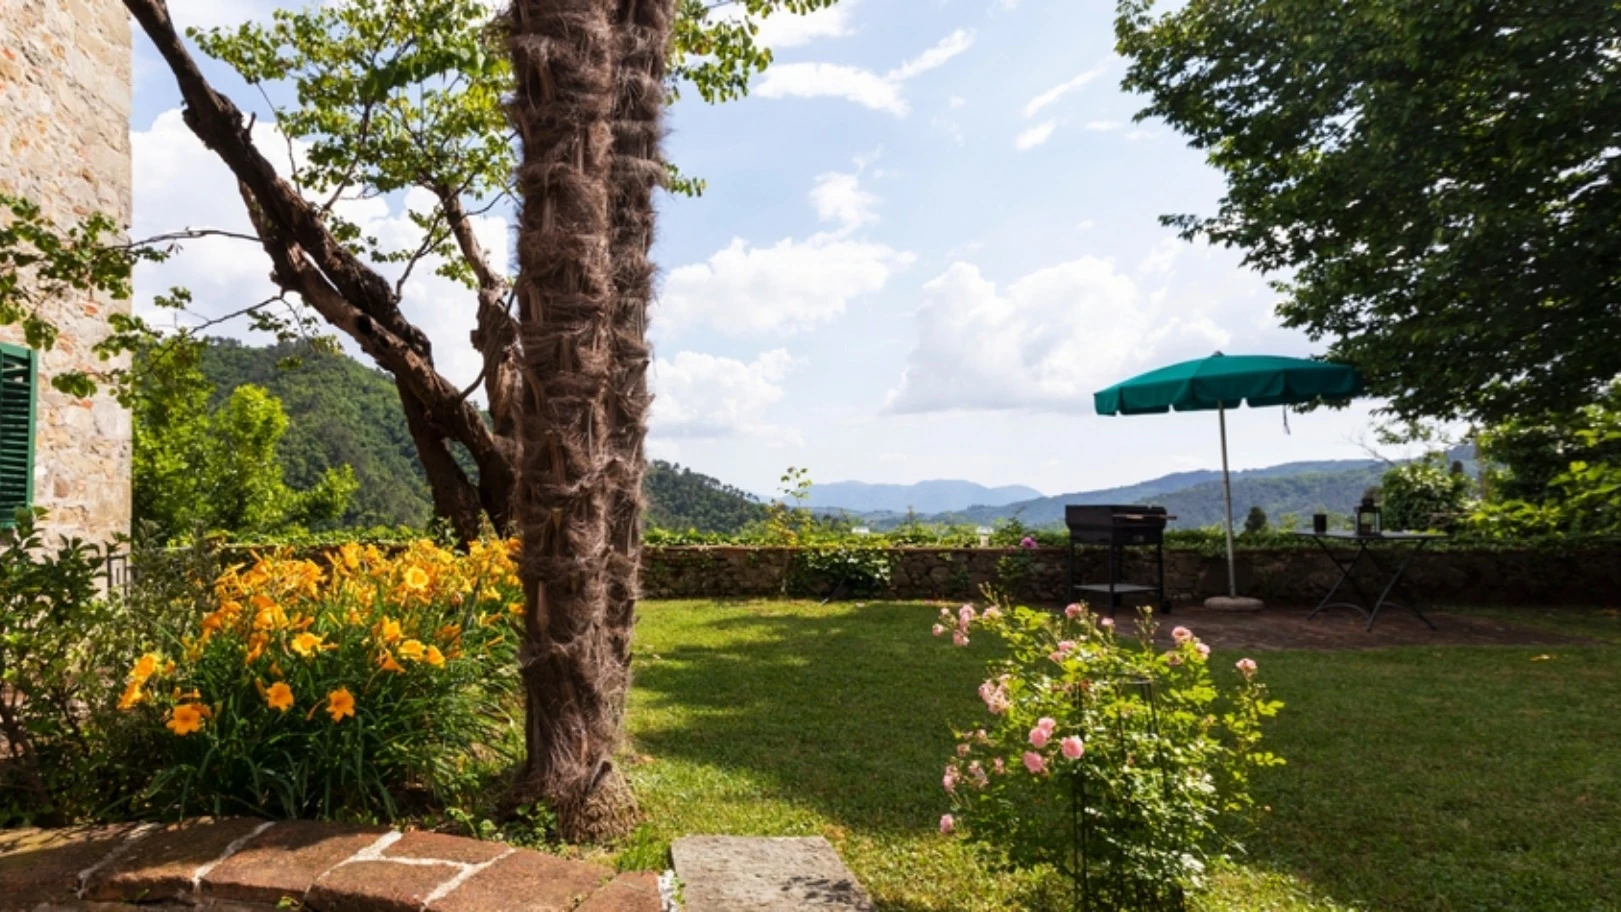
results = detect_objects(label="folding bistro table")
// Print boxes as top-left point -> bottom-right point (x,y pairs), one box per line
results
1291,531 -> 1445,631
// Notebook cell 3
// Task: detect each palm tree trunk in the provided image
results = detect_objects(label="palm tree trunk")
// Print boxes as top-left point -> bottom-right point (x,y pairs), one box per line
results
604,0 -> 673,678
508,0 -> 638,841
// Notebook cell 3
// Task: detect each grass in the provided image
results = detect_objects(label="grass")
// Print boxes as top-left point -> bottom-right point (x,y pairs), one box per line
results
618,599 -> 1620,911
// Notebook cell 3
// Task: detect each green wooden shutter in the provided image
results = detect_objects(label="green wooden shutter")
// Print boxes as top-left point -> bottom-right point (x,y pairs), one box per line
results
0,342 -> 37,527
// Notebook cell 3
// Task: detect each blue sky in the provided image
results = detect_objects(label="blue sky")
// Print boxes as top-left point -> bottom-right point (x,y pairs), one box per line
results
130,0 -> 1411,499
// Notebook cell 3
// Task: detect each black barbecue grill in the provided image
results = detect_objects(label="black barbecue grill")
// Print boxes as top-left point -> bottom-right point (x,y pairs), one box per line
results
1065,504 -> 1173,615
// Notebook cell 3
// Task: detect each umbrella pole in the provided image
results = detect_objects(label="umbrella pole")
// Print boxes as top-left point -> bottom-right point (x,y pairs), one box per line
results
1219,404 -> 1237,597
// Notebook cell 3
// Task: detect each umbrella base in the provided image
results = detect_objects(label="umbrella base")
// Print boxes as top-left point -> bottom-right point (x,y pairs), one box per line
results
1204,595 -> 1265,612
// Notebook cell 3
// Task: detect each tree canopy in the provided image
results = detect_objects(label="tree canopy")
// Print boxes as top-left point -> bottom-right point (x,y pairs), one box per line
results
1116,0 -> 1621,426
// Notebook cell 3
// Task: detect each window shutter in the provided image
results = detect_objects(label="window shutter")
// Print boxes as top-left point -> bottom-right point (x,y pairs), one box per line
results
0,343 -> 37,526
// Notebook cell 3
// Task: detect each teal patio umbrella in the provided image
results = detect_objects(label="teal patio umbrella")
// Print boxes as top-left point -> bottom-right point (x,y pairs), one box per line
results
1093,352 -> 1365,603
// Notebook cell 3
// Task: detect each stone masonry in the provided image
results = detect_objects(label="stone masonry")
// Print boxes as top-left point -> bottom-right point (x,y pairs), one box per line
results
0,819 -> 662,912
0,0 -> 134,546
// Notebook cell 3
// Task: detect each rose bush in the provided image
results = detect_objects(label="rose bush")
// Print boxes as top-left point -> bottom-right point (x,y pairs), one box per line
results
116,538 -> 522,819
933,598 -> 1282,907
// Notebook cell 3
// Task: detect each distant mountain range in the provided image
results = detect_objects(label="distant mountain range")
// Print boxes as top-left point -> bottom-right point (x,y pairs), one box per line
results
803,480 -> 1044,515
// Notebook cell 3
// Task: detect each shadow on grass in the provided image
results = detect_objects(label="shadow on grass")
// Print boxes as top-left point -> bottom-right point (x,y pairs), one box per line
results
627,600 -> 1621,912
627,599 -> 988,837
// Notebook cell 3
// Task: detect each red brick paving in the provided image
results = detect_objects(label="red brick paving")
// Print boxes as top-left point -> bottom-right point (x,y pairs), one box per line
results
0,818 -> 651,912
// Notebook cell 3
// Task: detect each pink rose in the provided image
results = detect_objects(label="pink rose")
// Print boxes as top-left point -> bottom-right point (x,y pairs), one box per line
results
992,757 -> 1005,775
1172,626 -> 1193,643
1100,617 -> 1115,629
968,761 -> 988,788
1028,727 -> 1050,749
1037,717 -> 1057,732
1196,642 -> 1211,660
958,605 -> 976,627
1237,657 -> 1258,678
1064,603 -> 1084,619
974,728 -> 989,743
982,605 -> 1002,621
1061,736 -> 1085,759
1020,536 -> 1038,549
1166,652 -> 1183,666
939,814 -> 955,834
1023,751 -> 1047,775
952,630 -> 970,648
939,606 -> 952,619
932,624 -> 945,637
942,765 -> 958,794
956,742 -> 971,757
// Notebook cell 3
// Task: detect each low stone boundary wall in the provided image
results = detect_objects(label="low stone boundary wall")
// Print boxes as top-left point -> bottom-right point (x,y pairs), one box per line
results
0,819 -> 660,912
641,545 -> 1621,607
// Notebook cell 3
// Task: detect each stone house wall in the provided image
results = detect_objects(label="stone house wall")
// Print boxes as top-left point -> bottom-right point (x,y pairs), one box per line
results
640,545 -> 1621,608
0,0 -> 134,545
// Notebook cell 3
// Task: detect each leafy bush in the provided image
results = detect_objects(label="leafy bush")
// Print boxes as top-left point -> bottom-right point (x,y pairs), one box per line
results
1381,455 -> 1474,531
114,538 -> 521,819
788,545 -> 895,597
0,510 -> 119,824
933,598 -> 1282,906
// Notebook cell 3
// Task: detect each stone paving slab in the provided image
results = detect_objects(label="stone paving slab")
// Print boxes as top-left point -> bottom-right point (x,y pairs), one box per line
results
574,871 -> 662,912
671,836 -> 874,911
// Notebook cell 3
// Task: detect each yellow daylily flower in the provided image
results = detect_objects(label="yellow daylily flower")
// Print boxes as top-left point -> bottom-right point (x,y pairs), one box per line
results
166,703 -> 208,736
290,632 -> 326,658
402,566 -> 430,591
397,639 -> 426,662
117,680 -> 145,711
326,687 -> 355,723
265,681 -> 294,713
376,617 -> 402,644
424,645 -> 445,667
130,653 -> 162,684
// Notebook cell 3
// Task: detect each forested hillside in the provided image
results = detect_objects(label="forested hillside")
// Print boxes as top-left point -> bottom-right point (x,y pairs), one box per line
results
201,340 -> 436,528
197,341 -> 765,533
643,462 -> 765,533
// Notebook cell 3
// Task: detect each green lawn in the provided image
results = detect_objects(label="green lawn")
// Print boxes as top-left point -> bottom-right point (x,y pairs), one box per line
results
621,599 -> 1621,911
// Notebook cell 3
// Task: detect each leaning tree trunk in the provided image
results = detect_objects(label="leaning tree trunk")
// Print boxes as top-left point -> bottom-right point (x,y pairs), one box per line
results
603,0 -> 673,680
508,0 -> 640,841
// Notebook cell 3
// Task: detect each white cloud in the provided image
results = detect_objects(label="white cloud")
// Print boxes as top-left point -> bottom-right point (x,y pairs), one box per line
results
884,256 -> 1235,414
1023,59 -> 1111,118
660,172 -> 912,335
1015,120 -> 1058,150
753,0 -> 860,48
890,29 -> 976,81
755,29 -> 975,117
949,96 -> 967,109
1085,120 -> 1123,132
652,349 -> 801,442
661,236 -> 911,335
1126,128 -> 1159,141
1076,219 -> 1097,231
811,172 -> 880,233
756,63 -> 906,115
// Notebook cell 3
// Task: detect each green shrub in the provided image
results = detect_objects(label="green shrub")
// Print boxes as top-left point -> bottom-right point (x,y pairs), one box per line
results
0,510 -> 119,824
934,599 -> 1282,906
1381,455 -> 1474,531
788,545 -> 895,597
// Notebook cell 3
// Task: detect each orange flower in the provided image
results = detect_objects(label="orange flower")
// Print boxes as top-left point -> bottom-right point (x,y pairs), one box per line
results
117,680 -> 145,710
377,650 -> 405,673
397,639 -> 426,662
166,703 -> 208,736
436,624 -> 462,642
402,566 -> 430,591
326,687 -> 355,723
290,632 -> 326,658
244,632 -> 269,664
339,542 -> 362,571
507,601 -> 524,616
130,653 -> 162,684
265,681 -> 294,713
376,617 -> 402,644
424,645 -> 445,667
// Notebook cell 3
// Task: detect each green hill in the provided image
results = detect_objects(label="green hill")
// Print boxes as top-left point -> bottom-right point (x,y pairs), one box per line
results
197,340 -> 765,533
